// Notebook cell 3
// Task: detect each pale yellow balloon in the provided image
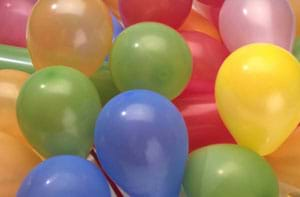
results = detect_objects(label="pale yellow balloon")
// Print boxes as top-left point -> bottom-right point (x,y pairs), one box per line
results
290,0 -> 300,36
215,43 -> 300,156
0,132 -> 41,196
27,0 -> 113,76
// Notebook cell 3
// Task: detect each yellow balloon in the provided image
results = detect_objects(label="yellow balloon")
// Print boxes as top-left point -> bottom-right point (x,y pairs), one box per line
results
215,43 -> 300,156
27,0 -> 113,76
0,70 -> 30,144
290,0 -> 300,36
0,132 -> 41,196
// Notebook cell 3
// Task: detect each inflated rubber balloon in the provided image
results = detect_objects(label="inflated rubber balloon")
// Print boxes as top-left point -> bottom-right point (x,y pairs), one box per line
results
216,44 -> 300,156
179,10 -> 220,41
27,0 -> 113,76
18,155 -> 110,197
290,0 -> 300,36
95,90 -> 188,196
110,22 -> 192,99
103,0 -> 120,19
267,127 -> 300,188
179,31 -> 229,96
90,62 -> 119,105
219,0 -> 295,52
184,144 -> 279,197
119,0 -> 192,29
173,94 -> 235,152
293,36 -> 300,61
197,0 -> 224,7
0,70 -> 30,144
0,0 -> 36,47
17,66 -> 101,158
0,132 -> 41,197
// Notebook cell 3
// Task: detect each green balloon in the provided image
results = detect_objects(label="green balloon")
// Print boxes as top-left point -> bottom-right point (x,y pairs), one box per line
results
293,36 -> 300,61
17,66 -> 101,158
90,62 -> 120,105
110,22 -> 192,99
183,144 -> 279,197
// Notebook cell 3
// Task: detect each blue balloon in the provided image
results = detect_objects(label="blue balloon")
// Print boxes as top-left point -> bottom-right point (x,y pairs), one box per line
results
17,155 -> 111,197
112,14 -> 123,40
94,90 -> 188,197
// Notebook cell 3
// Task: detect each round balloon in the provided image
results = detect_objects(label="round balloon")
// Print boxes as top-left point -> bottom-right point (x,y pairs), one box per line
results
119,0 -> 192,29
95,90 -> 188,196
179,31 -> 229,96
184,144 -> 279,197
292,36 -> 300,61
0,0 -> 36,47
27,0 -> 113,76
290,0 -> 300,36
17,155 -> 110,197
0,132 -> 41,197
103,0 -> 120,19
216,43 -> 300,156
17,66 -> 101,158
110,22 -> 192,99
219,0 -> 295,52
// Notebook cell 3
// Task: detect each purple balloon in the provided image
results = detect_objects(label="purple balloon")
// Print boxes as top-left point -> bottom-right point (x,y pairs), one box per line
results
219,0 -> 295,52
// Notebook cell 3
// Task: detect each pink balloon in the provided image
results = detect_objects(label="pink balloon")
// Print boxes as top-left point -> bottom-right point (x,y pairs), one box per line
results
219,0 -> 295,52
0,0 -> 36,47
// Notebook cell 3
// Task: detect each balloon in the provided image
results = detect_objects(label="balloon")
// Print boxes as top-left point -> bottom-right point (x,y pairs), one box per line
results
103,0 -> 120,19
292,36 -> 300,61
95,90 -> 188,196
289,0 -> 300,36
179,31 -> 229,96
112,14 -> 124,41
0,70 -> 30,144
0,45 -> 34,74
0,0 -> 36,47
173,94 -> 235,152
183,144 -> 279,197
0,132 -> 41,197
219,0 -> 295,52
90,62 -> 120,105
27,0 -> 113,76
179,10 -> 221,41
110,22 -> 192,99
196,0 -> 224,7
267,126 -> 300,188
17,66 -> 101,158
119,0 -> 192,29
17,155 -> 110,197
216,43 -> 300,156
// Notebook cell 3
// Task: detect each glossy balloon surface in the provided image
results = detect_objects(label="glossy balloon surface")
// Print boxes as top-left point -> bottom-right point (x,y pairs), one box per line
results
216,44 -> 300,155
18,155 -> 110,197
219,0 -> 295,52
292,36 -> 300,61
27,0 -> 113,76
0,0 -> 36,47
119,0 -> 192,29
0,133 -> 41,197
17,66 -> 101,158
184,144 -> 279,197
110,22 -> 192,99
290,0 -> 300,36
95,90 -> 188,196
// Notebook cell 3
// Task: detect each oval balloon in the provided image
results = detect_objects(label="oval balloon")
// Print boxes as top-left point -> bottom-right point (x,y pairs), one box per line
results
173,94 -> 235,152
179,31 -> 229,96
290,0 -> 300,36
184,144 -> 279,197
0,132 -> 41,197
103,0 -> 120,19
95,90 -> 188,196
219,0 -> 295,52
216,43 -> 300,156
110,22 -> 192,99
0,0 -> 36,47
292,36 -> 300,61
119,0 -> 192,29
17,66 -> 101,158
27,0 -> 113,76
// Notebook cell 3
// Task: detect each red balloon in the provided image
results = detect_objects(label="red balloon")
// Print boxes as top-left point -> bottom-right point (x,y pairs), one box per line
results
0,0 -> 36,47
197,0 -> 224,7
119,0 -> 192,29
179,31 -> 229,96
173,94 -> 235,152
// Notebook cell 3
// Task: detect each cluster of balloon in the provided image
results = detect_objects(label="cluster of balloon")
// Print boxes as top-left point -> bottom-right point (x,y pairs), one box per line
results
94,90 -> 188,196
0,0 -> 36,47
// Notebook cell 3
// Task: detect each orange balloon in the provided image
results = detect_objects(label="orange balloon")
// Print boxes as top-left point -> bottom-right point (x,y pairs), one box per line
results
103,0 -> 120,19
267,126 -> 300,188
0,70 -> 30,144
0,132 -> 41,196
179,10 -> 221,41
290,0 -> 300,36
27,0 -> 113,76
